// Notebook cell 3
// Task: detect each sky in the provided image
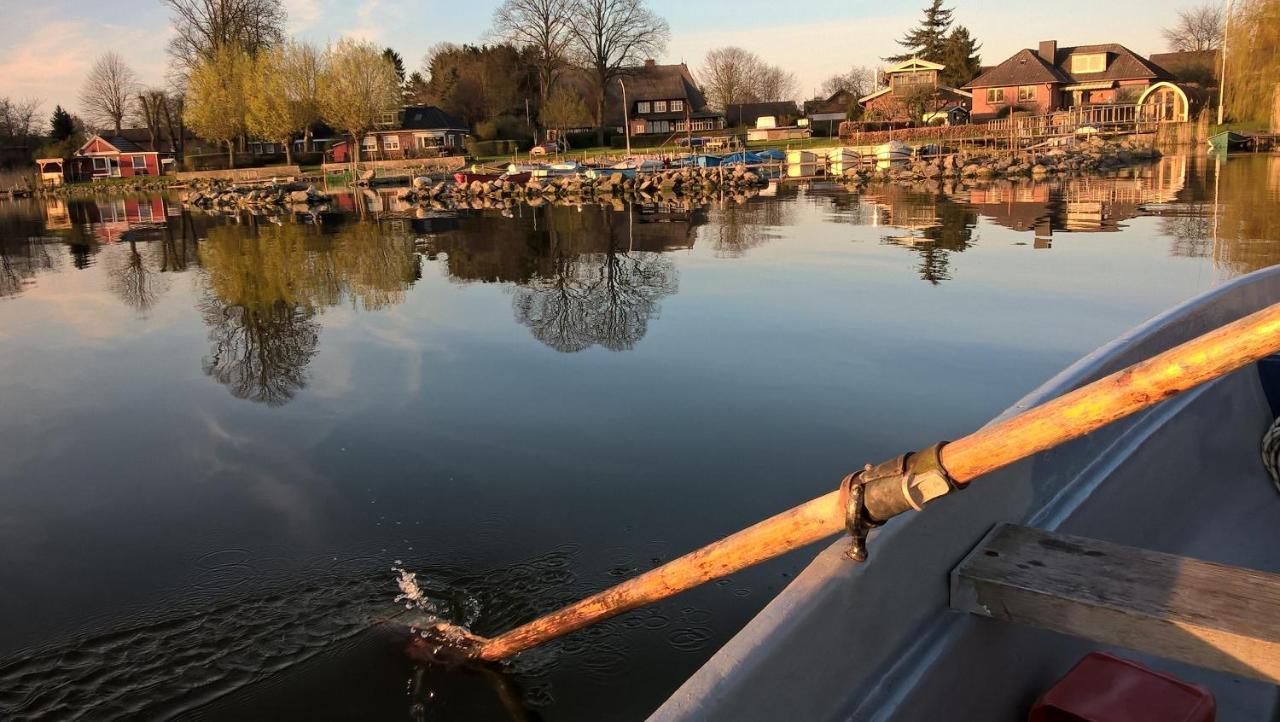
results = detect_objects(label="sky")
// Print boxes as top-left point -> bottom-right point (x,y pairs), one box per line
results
0,0 -> 1190,120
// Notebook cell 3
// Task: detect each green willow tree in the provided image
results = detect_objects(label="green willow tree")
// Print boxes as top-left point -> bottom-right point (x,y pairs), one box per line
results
1224,0 -> 1280,123
184,44 -> 250,168
319,39 -> 402,164
246,41 -> 323,165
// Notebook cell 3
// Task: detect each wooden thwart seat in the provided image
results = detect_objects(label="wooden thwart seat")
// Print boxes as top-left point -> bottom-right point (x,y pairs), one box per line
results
951,524 -> 1280,684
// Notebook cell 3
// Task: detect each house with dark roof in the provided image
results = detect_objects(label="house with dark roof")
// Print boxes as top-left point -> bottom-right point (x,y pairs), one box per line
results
965,41 -> 1181,121
608,60 -> 725,136
74,134 -> 168,179
724,101 -> 803,129
329,106 -> 469,162
858,59 -> 972,124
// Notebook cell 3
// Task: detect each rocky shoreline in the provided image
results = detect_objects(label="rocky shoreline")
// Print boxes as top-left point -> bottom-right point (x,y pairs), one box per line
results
170,137 -> 1166,214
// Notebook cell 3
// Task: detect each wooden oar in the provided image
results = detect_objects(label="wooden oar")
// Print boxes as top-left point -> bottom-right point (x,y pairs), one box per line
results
429,301 -> 1280,663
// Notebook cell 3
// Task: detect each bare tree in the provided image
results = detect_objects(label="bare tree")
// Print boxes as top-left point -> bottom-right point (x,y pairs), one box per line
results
135,89 -> 169,150
0,97 -> 42,147
1162,3 -> 1224,52
162,0 -> 287,70
821,66 -> 875,98
699,47 -> 796,111
80,52 -> 139,134
491,0 -> 574,129
567,0 -> 669,145
161,89 -> 187,163
755,65 -> 797,103
699,47 -> 758,111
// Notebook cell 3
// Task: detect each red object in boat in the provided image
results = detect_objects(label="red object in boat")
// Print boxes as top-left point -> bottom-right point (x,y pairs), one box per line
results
1029,652 -> 1215,722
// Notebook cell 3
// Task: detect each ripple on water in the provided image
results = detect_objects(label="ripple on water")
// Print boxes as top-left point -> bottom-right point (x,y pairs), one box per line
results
666,626 -> 714,654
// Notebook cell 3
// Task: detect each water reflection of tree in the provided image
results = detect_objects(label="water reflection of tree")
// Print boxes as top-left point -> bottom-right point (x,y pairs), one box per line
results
196,220 -> 419,405
0,237 -> 60,299
106,239 -> 172,314
200,298 -> 320,406
1184,156 -> 1280,276
707,198 -> 795,259
513,245 -> 678,352
876,188 -> 977,284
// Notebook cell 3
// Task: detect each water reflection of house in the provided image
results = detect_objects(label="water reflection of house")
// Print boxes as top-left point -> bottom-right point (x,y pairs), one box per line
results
66,197 -> 171,244
962,156 -> 1189,235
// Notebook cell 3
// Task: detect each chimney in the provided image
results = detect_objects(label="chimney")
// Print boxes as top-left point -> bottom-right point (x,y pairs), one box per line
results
644,58 -> 656,69
1038,40 -> 1058,62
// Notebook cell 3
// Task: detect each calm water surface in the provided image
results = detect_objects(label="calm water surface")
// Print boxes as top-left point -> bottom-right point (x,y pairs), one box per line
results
1,153 -> 1278,720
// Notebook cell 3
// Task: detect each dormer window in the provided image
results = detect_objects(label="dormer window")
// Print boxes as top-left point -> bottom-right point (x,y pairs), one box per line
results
1070,54 -> 1107,74
636,101 -> 651,114
653,100 -> 668,113
376,111 -> 399,128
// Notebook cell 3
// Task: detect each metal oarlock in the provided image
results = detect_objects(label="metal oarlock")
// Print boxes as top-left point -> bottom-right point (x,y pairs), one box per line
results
841,443 -> 961,562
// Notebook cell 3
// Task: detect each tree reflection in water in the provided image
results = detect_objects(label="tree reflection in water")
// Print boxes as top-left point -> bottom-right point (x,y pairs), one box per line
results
513,247 -> 678,353
870,186 -> 977,284
197,220 -> 419,405
107,239 -> 172,314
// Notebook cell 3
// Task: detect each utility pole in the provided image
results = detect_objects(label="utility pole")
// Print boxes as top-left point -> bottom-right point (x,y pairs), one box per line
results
620,78 -> 632,157
1218,0 -> 1233,125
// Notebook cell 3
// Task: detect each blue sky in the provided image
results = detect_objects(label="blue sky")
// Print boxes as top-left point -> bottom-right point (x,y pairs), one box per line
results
0,0 -> 1187,118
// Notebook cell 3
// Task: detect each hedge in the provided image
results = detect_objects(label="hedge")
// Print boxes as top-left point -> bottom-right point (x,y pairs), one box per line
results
466,139 -> 526,157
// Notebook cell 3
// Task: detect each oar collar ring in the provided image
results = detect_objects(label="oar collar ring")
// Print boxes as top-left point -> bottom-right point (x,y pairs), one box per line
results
840,442 -> 959,562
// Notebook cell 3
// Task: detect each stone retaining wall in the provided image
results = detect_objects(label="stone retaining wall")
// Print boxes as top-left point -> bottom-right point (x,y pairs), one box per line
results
175,165 -> 302,182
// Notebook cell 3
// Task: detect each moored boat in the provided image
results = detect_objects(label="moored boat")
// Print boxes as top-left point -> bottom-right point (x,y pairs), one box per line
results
827,147 -> 862,175
1209,131 -> 1251,154
786,150 -> 818,178
875,140 -> 912,165
651,266 -> 1280,721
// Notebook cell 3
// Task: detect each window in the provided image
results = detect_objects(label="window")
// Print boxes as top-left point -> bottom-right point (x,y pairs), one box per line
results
132,155 -> 147,169
1070,53 -> 1107,74
636,101 -> 651,114
415,134 -> 439,149
1017,85 -> 1037,102
986,88 -> 1005,104
92,157 -> 110,174
376,111 -> 398,128
383,135 -> 400,151
671,99 -> 684,112
653,100 -> 668,113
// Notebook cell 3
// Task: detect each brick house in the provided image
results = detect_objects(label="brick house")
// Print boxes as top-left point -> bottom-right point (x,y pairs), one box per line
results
965,41 -> 1179,121
329,106 -> 469,163
858,59 -> 972,124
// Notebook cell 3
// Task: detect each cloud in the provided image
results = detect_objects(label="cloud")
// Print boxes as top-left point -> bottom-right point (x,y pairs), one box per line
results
346,0 -> 386,43
283,0 -> 323,34
0,13 -> 170,116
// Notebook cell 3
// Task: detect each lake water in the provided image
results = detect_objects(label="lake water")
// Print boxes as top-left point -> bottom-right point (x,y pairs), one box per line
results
1,153 -> 1278,721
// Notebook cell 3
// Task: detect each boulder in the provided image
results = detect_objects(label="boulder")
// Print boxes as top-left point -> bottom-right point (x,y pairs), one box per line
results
412,176 -> 431,189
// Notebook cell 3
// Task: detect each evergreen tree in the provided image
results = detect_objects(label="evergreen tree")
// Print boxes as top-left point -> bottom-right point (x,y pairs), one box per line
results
939,26 -> 982,86
888,0 -> 955,62
382,48 -> 407,84
50,105 -> 74,142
